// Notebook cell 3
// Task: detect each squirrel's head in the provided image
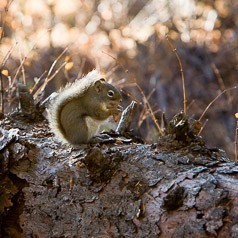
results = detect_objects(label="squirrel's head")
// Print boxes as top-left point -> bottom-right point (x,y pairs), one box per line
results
89,78 -> 123,121
93,78 -> 122,104
84,70 -> 122,103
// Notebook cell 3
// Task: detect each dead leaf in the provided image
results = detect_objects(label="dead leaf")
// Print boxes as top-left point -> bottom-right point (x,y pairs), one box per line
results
1,69 -> 9,77
65,62 -> 74,71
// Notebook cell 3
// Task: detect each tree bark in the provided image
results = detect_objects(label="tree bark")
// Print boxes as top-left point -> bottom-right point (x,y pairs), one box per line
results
1,112 -> 238,238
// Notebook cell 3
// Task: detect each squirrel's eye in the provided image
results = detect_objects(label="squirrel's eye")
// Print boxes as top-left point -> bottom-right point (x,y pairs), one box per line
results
107,90 -> 115,97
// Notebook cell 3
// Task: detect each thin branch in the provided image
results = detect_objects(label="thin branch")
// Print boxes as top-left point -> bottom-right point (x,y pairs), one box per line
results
30,71 -> 47,94
19,51 -> 26,85
33,61 -> 67,98
1,42 -> 18,67
11,56 -> 27,87
211,63 -> 232,103
32,48 -> 68,99
235,113 -> 238,161
136,83 -> 163,135
47,62 -> 67,83
166,35 -> 187,115
235,121 -> 238,161
198,119 -> 209,136
147,88 -> 156,101
101,51 -> 129,74
0,72 -> 4,115
11,29 -> 51,87
0,0 -> 14,115
47,47 -> 68,78
199,86 -> 237,122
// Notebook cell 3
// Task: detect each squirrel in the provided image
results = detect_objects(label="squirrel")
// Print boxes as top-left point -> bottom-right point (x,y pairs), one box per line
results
48,70 -> 122,144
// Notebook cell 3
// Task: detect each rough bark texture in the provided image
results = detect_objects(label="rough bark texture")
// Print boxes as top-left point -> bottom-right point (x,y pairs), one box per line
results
1,112 -> 238,238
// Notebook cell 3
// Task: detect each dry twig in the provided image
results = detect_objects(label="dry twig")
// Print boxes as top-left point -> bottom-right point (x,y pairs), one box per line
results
0,0 -> 14,115
235,113 -> 238,161
166,35 -> 187,115
33,48 -> 68,98
136,83 -> 163,135
199,86 -> 237,122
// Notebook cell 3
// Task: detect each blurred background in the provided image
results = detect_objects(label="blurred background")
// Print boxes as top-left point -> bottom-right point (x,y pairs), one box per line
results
0,0 -> 237,159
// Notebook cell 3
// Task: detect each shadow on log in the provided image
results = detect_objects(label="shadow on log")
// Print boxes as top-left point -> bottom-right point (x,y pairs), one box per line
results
0,101 -> 238,238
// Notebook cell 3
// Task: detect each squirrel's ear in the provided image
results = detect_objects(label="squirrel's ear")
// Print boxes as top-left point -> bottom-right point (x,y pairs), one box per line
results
94,80 -> 103,92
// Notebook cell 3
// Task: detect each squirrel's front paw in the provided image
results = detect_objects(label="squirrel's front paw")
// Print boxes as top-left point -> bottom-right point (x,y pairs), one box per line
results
117,105 -> 123,112
112,105 -> 123,122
